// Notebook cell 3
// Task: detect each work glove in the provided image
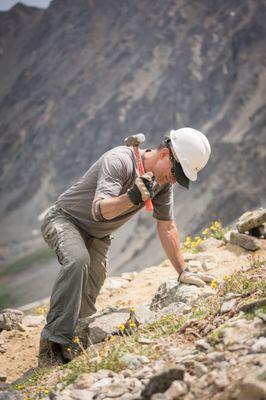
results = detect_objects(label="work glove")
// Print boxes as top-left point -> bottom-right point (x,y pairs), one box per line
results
127,172 -> 155,206
178,267 -> 215,287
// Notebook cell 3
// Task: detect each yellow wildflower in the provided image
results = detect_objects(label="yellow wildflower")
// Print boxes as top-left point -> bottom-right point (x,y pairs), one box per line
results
130,307 -> 135,313
210,280 -> 218,289
73,336 -> 80,344
109,335 -> 116,341
17,385 -> 25,390
44,390 -> 50,395
129,322 -> 136,327
117,324 -> 125,331
66,347 -> 71,352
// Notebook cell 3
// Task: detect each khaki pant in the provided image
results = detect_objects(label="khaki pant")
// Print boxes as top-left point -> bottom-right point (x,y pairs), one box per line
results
40,205 -> 111,345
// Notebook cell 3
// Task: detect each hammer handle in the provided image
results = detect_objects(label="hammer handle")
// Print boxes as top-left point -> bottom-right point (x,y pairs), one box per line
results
133,147 -> 154,212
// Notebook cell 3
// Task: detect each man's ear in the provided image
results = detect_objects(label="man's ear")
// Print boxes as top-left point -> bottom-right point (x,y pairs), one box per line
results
160,147 -> 169,159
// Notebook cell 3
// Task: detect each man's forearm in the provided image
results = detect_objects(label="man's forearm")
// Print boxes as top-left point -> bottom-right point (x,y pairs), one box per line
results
99,194 -> 134,220
157,220 -> 186,274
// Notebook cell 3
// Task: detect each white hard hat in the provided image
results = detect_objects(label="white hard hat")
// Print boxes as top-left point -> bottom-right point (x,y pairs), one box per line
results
170,127 -> 211,183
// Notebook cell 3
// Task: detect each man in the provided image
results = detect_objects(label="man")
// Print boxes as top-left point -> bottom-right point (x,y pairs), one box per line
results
39,127 -> 212,366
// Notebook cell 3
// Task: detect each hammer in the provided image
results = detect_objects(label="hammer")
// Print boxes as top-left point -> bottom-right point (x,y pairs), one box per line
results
124,134 -> 154,212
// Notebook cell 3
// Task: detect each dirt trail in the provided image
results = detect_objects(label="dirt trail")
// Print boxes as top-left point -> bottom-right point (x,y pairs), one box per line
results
0,240 -> 265,384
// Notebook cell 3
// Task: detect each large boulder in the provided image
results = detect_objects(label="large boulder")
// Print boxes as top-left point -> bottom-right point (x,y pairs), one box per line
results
230,231 -> 261,251
236,209 -> 266,233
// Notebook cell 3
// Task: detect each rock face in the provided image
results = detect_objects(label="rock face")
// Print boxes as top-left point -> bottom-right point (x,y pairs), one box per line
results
0,0 -> 266,290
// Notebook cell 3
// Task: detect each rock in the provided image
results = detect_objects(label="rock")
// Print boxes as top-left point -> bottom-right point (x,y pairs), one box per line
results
222,318 -> 263,347
121,271 -> 138,281
236,208 -> 266,233
157,302 -> 191,317
21,315 -> 45,327
220,298 -> 238,314
230,231 -> 261,251
195,339 -> 210,351
224,230 -> 236,243
120,354 -> 149,369
187,260 -> 204,272
224,292 -> 242,301
236,377 -> 266,400
150,394 -> 168,400
238,298 -> 266,313
74,373 -> 96,389
141,368 -> 185,400
60,388 -> 94,400
150,279 -> 180,311
0,309 -> 24,331
251,337 -> 266,353
194,362 -> 208,378
198,237 -> 223,251
202,260 -> 218,271
249,224 -> 266,239
211,370 -> 229,389
0,375 -> 7,382
205,352 -> 225,363
164,380 -> 188,397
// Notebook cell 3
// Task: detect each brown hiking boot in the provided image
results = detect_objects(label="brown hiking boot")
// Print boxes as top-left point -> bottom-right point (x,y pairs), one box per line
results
38,338 -> 64,368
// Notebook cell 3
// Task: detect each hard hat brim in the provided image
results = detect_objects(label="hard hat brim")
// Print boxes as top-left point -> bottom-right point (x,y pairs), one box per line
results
173,160 -> 190,189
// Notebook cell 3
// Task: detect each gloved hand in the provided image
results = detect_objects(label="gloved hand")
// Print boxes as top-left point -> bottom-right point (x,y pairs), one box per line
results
178,268 -> 215,287
127,172 -> 155,206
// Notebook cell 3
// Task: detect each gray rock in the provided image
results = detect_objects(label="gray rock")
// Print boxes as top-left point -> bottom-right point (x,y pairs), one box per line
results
211,370 -> 229,389
150,279 -> 180,311
230,231 -> 261,251
236,208 -> 266,233
224,292 -> 242,301
206,352 -> 225,363
198,237 -> 223,251
194,362 -> 208,378
74,373 -> 96,389
236,377 -> 266,400
195,339 -> 210,351
164,380 -> 188,397
220,298 -> 238,314
120,354 -> 149,369
0,309 -> 24,331
251,337 -> 266,353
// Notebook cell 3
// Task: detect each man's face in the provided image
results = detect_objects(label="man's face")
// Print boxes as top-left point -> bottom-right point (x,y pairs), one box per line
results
153,148 -> 177,185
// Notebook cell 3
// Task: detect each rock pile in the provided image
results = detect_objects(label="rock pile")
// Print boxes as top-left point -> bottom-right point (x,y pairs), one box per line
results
226,208 -> 266,251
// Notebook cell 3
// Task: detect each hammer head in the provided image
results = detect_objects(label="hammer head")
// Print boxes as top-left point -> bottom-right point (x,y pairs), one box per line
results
124,133 -> 145,147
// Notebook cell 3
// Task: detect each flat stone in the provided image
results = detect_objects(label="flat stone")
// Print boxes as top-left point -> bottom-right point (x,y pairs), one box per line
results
230,231 -> 261,251
251,337 -> 266,353
102,277 -> 129,291
236,209 -> 266,233
202,260 -> 218,271
220,298 -> 238,314
222,318 -> 263,347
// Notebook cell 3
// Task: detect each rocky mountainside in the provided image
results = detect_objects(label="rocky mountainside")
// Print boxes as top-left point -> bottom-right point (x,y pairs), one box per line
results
0,0 -> 265,276
0,210 -> 265,399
